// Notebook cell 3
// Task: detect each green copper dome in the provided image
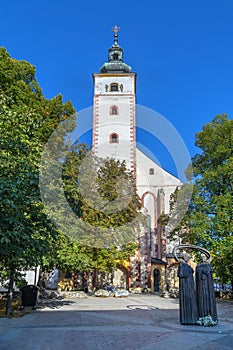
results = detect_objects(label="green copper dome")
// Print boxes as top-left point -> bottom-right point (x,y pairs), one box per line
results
100,26 -> 132,74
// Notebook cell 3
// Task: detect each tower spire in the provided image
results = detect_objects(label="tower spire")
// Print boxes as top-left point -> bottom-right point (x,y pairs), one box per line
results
99,25 -> 131,73
112,25 -> 120,46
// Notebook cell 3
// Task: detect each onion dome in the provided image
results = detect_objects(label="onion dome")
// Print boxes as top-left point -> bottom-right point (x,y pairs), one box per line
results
100,25 -> 132,74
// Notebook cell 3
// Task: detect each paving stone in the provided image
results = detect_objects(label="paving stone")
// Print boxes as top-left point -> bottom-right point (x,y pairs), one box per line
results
0,295 -> 232,350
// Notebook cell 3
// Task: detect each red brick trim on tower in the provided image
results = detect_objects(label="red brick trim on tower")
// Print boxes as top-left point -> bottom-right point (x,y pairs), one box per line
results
92,94 -> 100,155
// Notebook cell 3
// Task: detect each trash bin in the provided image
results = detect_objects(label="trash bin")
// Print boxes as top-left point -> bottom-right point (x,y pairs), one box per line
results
20,285 -> 39,309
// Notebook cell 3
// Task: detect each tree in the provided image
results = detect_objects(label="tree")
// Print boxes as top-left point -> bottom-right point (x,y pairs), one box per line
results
168,114 -> 233,288
78,156 -> 142,229
61,150 -> 144,286
0,47 -> 143,304
0,47 -> 76,314
41,232 -> 91,273
62,148 -> 144,245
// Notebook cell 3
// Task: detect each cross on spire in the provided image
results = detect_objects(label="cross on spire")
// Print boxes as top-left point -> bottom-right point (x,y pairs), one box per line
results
112,25 -> 120,33
112,25 -> 120,45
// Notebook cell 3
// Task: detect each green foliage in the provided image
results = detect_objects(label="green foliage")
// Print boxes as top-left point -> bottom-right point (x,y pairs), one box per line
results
0,47 -> 144,299
213,236 -> 233,285
168,114 -> 233,284
82,242 -> 138,273
62,150 -> 144,245
41,232 -> 90,272
42,232 -> 138,276
60,150 -> 144,272
0,47 -> 76,303
77,156 -> 142,228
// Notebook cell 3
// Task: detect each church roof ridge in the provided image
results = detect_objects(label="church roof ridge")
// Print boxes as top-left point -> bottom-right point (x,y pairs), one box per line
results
136,147 -> 182,184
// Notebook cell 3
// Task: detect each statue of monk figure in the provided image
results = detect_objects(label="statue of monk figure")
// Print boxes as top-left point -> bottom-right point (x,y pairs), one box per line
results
196,254 -> 218,322
177,253 -> 198,325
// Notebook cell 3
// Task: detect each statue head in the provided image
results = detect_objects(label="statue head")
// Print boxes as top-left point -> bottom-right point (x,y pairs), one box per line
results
183,253 -> 191,262
200,253 -> 207,263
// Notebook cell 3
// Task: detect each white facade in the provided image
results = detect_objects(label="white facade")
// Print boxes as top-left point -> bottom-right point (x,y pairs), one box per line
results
92,73 -> 136,174
136,148 -> 181,227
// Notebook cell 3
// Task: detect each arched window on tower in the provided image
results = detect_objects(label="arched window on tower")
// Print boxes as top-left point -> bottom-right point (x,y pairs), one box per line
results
109,133 -> 119,144
110,83 -> 119,92
113,53 -> 119,60
149,168 -> 154,175
110,105 -> 119,115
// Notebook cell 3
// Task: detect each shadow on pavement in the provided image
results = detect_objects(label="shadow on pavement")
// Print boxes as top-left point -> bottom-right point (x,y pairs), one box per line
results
37,299 -> 76,310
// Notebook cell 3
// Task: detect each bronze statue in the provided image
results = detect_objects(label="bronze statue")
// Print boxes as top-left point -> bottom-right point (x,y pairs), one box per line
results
177,252 -> 198,324
196,254 -> 218,322
173,244 -> 218,326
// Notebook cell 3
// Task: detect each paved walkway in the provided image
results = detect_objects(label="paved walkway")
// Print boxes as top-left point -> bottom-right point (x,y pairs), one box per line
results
0,294 -> 232,350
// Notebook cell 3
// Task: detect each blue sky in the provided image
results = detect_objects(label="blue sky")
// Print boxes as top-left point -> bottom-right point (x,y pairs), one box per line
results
1,0 -> 233,178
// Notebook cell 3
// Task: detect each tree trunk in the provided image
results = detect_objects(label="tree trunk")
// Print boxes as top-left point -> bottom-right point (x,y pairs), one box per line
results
93,268 -> 97,290
6,267 -> 15,315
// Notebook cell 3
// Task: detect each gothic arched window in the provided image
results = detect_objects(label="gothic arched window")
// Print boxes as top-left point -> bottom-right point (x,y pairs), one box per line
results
110,83 -> 118,92
109,133 -> 119,144
110,105 -> 119,115
149,168 -> 154,175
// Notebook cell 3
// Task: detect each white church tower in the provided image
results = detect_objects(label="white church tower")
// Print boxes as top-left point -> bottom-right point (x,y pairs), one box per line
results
92,25 -> 136,175
92,27 -> 182,292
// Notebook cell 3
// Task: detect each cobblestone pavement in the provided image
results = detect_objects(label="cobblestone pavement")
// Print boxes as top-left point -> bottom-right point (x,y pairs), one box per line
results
0,294 -> 232,350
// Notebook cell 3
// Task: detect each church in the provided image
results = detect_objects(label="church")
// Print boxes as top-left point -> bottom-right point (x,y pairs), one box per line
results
91,26 -> 182,293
